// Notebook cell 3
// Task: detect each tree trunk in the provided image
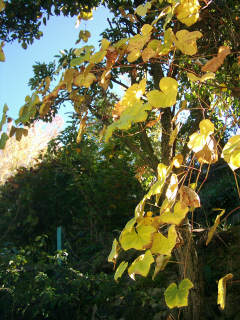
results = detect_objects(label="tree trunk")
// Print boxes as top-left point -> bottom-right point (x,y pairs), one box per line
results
174,221 -> 205,320
149,62 -> 205,319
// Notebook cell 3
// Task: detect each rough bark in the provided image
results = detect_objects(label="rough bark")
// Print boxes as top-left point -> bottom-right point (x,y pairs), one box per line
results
150,62 -> 205,320
174,221 -> 205,320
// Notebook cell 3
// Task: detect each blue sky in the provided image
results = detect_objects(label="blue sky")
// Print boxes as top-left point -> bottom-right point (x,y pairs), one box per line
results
0,6 -> 113,123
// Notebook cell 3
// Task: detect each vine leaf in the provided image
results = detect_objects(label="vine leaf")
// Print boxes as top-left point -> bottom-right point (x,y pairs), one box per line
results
0,132 -> 9,149
179,186 -> 200,209
188,119 -> 214,152
202,46 -> 231,72
159,202 -> 189,226
120,224 -> 156,251
147,77 -> 178,108
108,239 -> 120,265
164,279 -> 194,308
114,261 -> 128,281
206,209 -> 225,245
172,30 -> 203,55
217,274 -> 233,309
169,123 -> 180,146
187,72 -> 215,82
152,254 -> 171,280
174,0 -> 201,27
105,102 -> 152,142
128,250 -> 154,280
135,2 -> 152,16
222,135 -> 240,170
0,41 -> 5,62
151,225 -> 178,255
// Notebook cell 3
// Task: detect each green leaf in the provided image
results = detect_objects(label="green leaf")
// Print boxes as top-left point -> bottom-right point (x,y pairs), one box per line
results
114,261 -> 128,281
22,42 -> 27,50
0,132 -> 9,149
164,279 -> 194,309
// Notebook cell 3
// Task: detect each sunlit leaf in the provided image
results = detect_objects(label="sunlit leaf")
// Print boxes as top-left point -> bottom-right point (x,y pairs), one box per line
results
120,224 -> 156,251
174,30 -> 203,55
187,72 -> 215,82
108,239 -> 120,264
206,209 -> 225,245
89,50 -> 107,64
165,279 -> 194,308
179,186 -> 200,209
151,225 -> 177,255
159,201 -> 189,226
222,135 -> 240,170
169,123 -> 180,146
128,250 -> 154,280
135,2 -> 151,16
217,274 -> 233,309
152,254 -> 171,280
122,79 -> 147,108
147,77 -> 178,108
114,261 -> 128,281
202,46 -> 231,72
174,0 -> 201,27
172,154 -> 184,168
105,101 -> 152,142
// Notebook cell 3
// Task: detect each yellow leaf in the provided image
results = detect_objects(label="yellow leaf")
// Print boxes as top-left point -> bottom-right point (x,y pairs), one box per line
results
222,135 -> 240,170
128,250 -> 154,280
151,225 -> 177,255
89,50 -> 107,64
219,84 -> 227,92
199,119 -> 214,137
108,239 -> 120,264
169,123 -> 180,146
217,274 -> 233,309
187,72 -> 215,82
195,141 -> 218,165
135,2 -> 152,16
0,41 -> 5,62
172,30 -> 203,55
142,47 -> 156,62
76,113 -> 87,143
206,209 -> 225,245
141,24 -> 153,35
114,261 -> 128,281
165,279 -> 194,309
158,28 -> 173,55
172,154 -> 184,168
0,0 -> 5,12
127,48 -> 141,62
166,174 -> 178,201
159,202 -> 189,226
74,73 -> 97,88
147,77 -> 178,108
120,224 -> 156,251
101,38 -> 111,51
105,101 -> 152,142
152,254 -> 171,280
122,79 -> 147,108
174,0 -> 201,27
188,119 -> 214,152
